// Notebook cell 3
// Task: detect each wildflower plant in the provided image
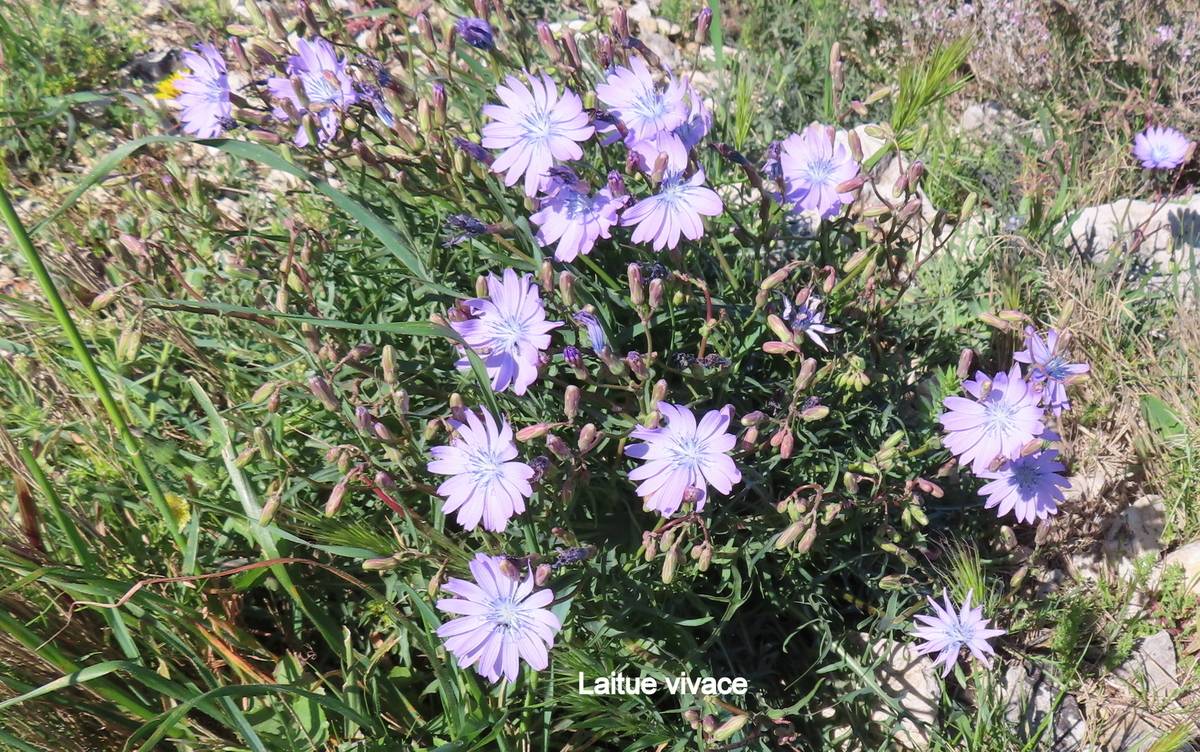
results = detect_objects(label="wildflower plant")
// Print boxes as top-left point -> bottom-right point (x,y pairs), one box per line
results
0,0 -> 1112,748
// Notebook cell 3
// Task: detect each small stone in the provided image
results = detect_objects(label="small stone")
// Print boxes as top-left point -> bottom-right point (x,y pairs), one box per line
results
1160,540 -> 1200,597
1114,630 -> 1178,697
1000,663 -> 1087,750
870,640 -> 940,749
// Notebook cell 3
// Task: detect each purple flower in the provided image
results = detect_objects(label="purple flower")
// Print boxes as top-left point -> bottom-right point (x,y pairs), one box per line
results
624,402 -> 741,517
481,73 -> 593,196
427,408 -> 534,532
530,171 -> 626,262
778,124 -> 860,219
620,169 -> 723,252
1012,327 -> 1089,415
172,44 -> 232,138
451,268 -> 562,395
572,310 -> 607,354
436,554 -> 562,684
595,56 -> 689,144
456,17 -> 496,50
913,591 -> 1005,677
939,364 -> 1045,474
977,450 -> 1070,524
1133,125 -> 1192,170
454,137 -> 494,166
267,38 -> 359,146
442,214 -> 491,247
782,294 -> 840,351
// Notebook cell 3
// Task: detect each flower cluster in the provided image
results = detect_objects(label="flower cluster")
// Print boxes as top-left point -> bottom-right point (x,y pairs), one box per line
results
939,325 -> 1088,524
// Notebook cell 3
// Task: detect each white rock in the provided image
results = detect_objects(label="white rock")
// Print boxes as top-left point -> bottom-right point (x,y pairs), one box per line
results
958,101 -> 1045,146
639,32 -> 680,69
627,1 -> 654,25
1066,197 -> 1200,292
1102,495 -> 1167,580
1114,630 -> 1177,697
871,640 -> 940,749
1000,663 -> 1088,750
1160,540 -> 1200,598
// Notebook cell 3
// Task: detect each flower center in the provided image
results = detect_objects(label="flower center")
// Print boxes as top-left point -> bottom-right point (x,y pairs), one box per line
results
631,89 -> 670,124
522,109 -> 554,142
1011,462 -> 1040,493
983,398 -> 1017,434
466,446 -> 505,484
1041,355 -> 1069,381
305,73 -> 344,107
947,620 -> 977,645
669,435 -> 704,471
489,597 -> 523,632
488,314 -> 527,352
805,158 -> 835,183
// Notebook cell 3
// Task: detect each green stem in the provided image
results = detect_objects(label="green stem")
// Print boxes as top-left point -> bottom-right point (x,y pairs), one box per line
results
0,185 -> 184,552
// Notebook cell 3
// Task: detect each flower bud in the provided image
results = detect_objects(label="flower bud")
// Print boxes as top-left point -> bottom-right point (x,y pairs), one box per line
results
362,555 -> 402,571
598,35 -> 613,68
546,433 -> 572,459
978,312 -> 1009,330
684,709 -> 701,728
625,351 -> 650,379
956,347 -> 974,379
648,278 -> 664,310
738,425 -> 759,451
711,715 -> 749,742
642,530 -> 658,560
835,174 -> 867,194
426,82 -> 445,125
779,430 -> 795,459
652,379 -> 668,403
558,269 -> 576,307
613,5 -> 629,38
771,315 -> 802,345
801,404 -> 829,422
540,259 -> 554,292
251,381 -> 277,405
760,266 -> 791,291
325,476 -> 349,517
517,422 -> 553,442
776,519 -> 806,549
562,30 -> 582,69
537,21 -> 561,62
607,170 -> 626,197
416,13 -> 436,51
308,376 -> 339,411
373,421 -> 396,443
628,262 -> 645,305
661,542 -> 681,583
355,405 -> 373,433
259,491 -> 281,526
702,715 -> 717,733
763,341 -> 799,355
577,423 -> 599,452
534,563 -> 553,586
694,6 -> 712,42
697,542 -> 713,571
564,385 -> 581,420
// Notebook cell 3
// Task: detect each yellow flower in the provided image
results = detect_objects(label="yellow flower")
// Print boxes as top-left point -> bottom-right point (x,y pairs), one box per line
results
155,71 -> 187,101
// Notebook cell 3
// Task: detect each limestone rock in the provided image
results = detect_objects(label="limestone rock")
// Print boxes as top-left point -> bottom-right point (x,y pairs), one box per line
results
1161,540 -> 1200,598
1000,663 -> 1087,750
871,640 -> 940,749
1066,197 -> 1200,293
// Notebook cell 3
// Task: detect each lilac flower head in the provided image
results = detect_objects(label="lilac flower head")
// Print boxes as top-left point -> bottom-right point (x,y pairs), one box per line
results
977,450 -> 1070,524
913,590 -> 1005,677
456,17 -> 496,50
1012,327 -> 1089,415
427,409 -> 534,531
1133,125 -> 1192,170
778,124 -> 860,219
436,553 -> 562,683
939,364 -> 1045,474
454,137 -> 495,166
620,169 -> 723,252
572,310 -> 607,354
595,56 -> 688,143
530,171 -> 626,262
451,268 -> 562,395
267,38 -> 359,146
481,73 -> 593,196
624,403 -> 741,517
782,294 -> 840,351
171,43 -> 232,138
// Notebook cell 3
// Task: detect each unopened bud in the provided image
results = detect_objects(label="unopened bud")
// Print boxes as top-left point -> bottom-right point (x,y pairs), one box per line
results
697,542 -> 713,571
517,423 -> 553,442
498,558 -> 521,580
540,259 -> 554,292
661,543 -> 681,583
652,379 -> 668,403
607,170 -> 627,197
626,351 -> 650,379
534,563 -> 553,586
259,492 -> 281,525
536,21 -> 560,62
694,6 -> 712,42
308,376 -> 339,411
979,312 -> 1009,330
776,519 -> 806,549
779,430 -> 795,459
835,174 -> 867,194
577,423 -> 599,452
712,715 -> 749,742
558,270 -> 576,306
642,531 -> 658,560
628,262 -> 645,305
416,13 -> 436,50
801,404 -> 829,422
546,433 -> 572,459
767,314 -> 793,341
431,83 -> 446,127
613,5 -> 629,38
648,278 -> 664,310
363,555 -> 402,571
325,477 -> 349,517
760,266 -> 791,291
955,348 -> 974,379
564,385 -> 581,420
562,30 -> 582,69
